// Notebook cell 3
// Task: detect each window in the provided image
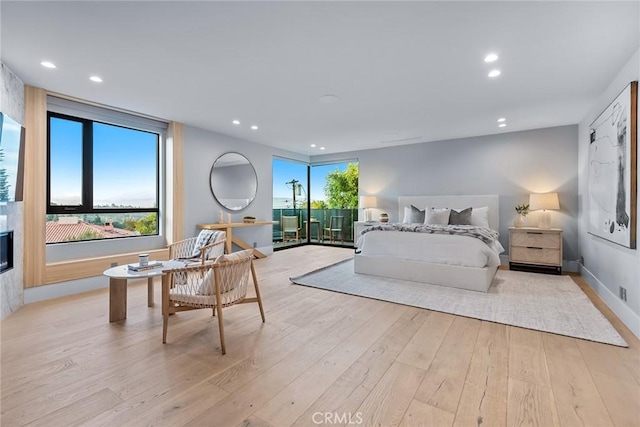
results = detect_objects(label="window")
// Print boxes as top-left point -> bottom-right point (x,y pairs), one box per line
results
46,110 -> 161,244
272,157 -> 359,249
272,158 -> 309,248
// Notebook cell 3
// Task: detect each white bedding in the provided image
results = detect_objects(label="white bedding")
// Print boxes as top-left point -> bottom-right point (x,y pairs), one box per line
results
356,230 -> 504,268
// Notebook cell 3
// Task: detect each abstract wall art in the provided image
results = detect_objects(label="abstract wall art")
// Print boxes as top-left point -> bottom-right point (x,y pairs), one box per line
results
588,81 -> 637,249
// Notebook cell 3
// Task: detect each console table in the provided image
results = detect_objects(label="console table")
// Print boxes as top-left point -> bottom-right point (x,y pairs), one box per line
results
197,221 -> 272,258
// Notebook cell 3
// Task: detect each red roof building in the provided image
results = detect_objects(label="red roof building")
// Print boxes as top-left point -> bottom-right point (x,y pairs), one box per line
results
45,219 -> 137,243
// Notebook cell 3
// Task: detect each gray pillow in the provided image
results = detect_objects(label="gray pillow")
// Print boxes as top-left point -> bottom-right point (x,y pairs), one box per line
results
408,205 -> 425,224
191,230 -> 219,257
449,208 -> 472,225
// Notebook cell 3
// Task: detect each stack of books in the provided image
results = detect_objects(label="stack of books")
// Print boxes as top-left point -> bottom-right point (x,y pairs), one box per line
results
128,261 -> 163,272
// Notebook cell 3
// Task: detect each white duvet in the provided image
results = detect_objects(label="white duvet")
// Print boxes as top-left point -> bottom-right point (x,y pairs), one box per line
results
356,230 -> 504,268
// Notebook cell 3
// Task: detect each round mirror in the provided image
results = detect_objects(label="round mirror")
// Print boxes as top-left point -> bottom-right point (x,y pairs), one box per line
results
209,152 -> 258,211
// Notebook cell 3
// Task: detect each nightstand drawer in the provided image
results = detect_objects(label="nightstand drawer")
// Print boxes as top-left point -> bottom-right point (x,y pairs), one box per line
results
510,231 -> 560,249
511,246 -> 561,266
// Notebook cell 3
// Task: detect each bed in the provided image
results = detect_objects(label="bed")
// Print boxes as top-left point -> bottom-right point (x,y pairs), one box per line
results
354,195 -> 503,292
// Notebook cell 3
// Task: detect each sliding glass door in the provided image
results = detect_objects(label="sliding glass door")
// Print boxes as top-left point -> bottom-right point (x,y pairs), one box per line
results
273,158 -> 308,248
273,157 -> 358,249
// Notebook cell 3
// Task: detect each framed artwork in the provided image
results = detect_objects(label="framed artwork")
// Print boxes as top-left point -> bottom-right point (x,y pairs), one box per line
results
588,81 -> 637,249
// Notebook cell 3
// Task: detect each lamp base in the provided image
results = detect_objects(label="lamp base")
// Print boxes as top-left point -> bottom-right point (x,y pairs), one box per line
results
363,208 -> 372,222
538,210 -> 551,229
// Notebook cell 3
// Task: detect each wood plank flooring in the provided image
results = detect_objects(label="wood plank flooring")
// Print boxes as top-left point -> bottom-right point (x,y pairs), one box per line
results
1,246 -> 639,426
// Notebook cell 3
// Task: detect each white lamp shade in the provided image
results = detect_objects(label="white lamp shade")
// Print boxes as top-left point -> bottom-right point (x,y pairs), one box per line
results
529,193 -> 559,211
359,195 -> 378,209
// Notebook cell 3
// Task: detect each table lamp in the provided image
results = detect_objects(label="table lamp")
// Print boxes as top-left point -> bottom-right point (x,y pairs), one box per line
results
529,192 -> 559,229
359,196 -> 378,222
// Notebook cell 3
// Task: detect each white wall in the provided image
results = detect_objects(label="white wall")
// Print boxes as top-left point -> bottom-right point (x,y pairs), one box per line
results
182,125 -> 309,254
578,48 -> 640,338
313,125 -> 580,266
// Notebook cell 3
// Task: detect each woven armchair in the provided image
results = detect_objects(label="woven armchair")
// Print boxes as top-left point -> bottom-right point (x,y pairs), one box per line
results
161,249 -> 265,354
167,231 -> 226,264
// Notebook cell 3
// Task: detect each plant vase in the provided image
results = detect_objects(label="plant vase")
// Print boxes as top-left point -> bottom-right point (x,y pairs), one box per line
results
514,213 -> 526,228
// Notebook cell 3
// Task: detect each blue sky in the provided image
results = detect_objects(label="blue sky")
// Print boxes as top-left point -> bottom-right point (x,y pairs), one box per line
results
49,117 -> 157,207
273,158 -> 348,202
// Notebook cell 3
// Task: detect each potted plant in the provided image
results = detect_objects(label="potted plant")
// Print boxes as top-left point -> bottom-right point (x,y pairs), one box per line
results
514,203 -> 529,227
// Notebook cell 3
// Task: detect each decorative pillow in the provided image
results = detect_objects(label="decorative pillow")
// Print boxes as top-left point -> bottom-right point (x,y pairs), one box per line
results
191,230 -> 219,258
214,248 -> 254,264
402,205 -> 425,224
451,206 -> 490,228
197,249 -> 253,295
196,268 -> 215,295
402,206 -> 411,223
425,207 -> 450,225
470,206 -> 490,228
449,208 -> 473,225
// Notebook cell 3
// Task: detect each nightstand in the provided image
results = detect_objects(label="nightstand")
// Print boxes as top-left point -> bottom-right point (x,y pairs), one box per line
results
509,227 -> 563,274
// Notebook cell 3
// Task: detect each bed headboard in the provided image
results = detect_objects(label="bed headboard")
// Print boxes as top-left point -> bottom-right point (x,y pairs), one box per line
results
398,195 -> 500,231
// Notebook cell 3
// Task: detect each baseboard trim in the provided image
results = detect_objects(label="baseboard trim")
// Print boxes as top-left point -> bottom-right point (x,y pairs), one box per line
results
24,275 -> 114,304
580,264 -> 640,339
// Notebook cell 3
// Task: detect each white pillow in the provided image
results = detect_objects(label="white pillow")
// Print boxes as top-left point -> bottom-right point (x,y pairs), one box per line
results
425,208 -> 450,225
196,268 -> 214,295
451,206 -> 490,228
471,206 -> 490,228
214,248 -> 254,264
402,206 -> 411,224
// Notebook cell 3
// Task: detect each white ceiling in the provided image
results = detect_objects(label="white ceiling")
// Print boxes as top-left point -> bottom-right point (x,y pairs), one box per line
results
1,1 -> 639,156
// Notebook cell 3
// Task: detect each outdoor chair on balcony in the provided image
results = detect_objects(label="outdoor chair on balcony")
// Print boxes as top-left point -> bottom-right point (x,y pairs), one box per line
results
323,215 -> 345,244
162,249 -> 265,354
168,230 -> 226,264
282,216 -> 300,243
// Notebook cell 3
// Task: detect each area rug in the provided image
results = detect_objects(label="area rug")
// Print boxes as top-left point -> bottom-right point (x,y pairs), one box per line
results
290,259 -> 627,347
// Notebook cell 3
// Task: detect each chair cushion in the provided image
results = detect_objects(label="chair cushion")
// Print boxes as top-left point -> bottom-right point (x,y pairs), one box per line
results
170,285 -> 218,306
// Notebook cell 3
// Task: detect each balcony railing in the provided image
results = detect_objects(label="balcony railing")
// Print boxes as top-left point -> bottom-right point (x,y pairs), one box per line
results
273,208 -> 358,245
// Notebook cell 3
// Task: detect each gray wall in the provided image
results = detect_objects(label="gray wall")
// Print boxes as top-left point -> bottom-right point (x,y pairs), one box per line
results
577,48 -> 640,335
313,125 -> 580,263
182,125 -> 308,254
0,63 -> 25,319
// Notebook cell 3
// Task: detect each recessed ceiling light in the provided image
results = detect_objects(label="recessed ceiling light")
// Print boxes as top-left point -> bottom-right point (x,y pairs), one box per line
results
497,118 -> 506,123
499,123 -> 507,128
488,69 -> 501,78
40,61 -> 56,69
89,76 -> 103,83
320,147 -> 326,150
250,125 -> 258,130
310,144 -> 316,148
319,95 -> 339,103
484,53 -> 499,63
232,119 -> 240,125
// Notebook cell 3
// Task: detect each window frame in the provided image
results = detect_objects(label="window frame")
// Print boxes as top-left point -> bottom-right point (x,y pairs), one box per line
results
46,111 -> 160,217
